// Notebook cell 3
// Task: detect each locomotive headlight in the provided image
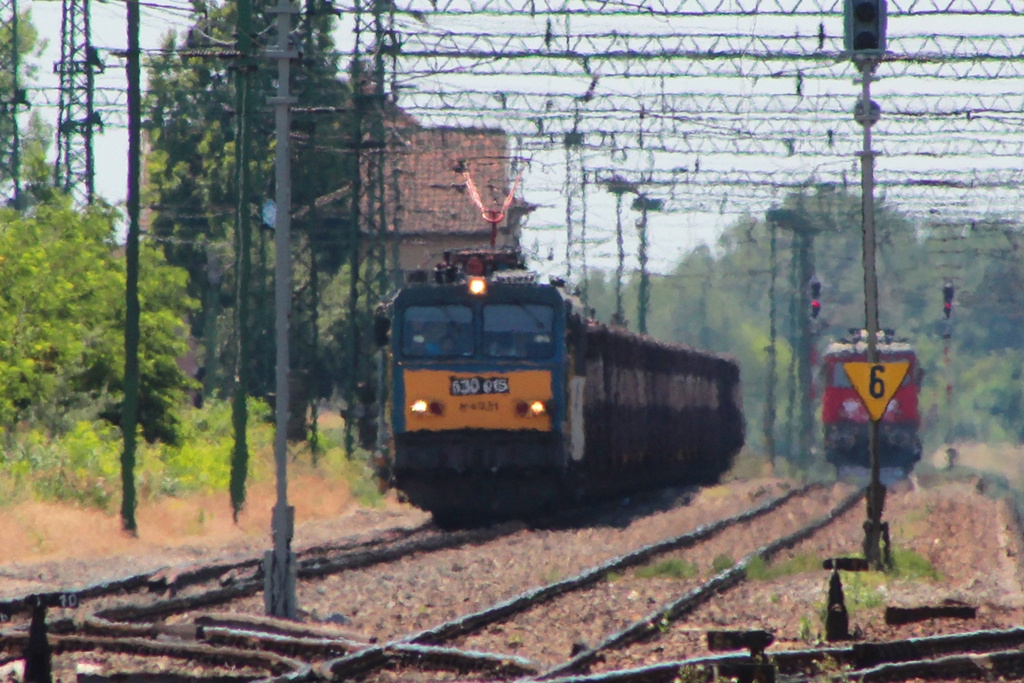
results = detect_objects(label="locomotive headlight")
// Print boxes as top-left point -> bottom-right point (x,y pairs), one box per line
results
468,277 -> 487,295
410,399 -> 445,416
515,400 -> 549,417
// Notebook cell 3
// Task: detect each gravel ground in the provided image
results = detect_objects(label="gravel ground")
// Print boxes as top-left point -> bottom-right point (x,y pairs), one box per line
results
222,479 -> 796,639
591,476 -> 1024,673
0,506 -> 429,600
448,483 -> 850,667
2,474 -> 1022,682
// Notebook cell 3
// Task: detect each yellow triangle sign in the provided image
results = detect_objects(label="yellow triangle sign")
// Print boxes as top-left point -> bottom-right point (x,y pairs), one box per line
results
843,362 -> 911,422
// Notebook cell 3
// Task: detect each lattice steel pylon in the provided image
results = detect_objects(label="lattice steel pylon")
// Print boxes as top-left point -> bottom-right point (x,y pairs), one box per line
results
53,0 -> 102,203
1,0 -> 27,208
364,0 -> 392,310
343,0 -> 395,453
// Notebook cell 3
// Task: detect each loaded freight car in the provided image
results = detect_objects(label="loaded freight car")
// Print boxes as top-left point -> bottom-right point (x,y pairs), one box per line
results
374,248 -> 744,523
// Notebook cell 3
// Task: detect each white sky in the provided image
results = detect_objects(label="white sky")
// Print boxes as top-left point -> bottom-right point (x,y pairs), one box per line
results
21,1 -> 1024,277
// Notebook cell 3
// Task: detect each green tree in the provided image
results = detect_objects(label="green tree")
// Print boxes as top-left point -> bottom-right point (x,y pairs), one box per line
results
145,1 -> 371,517
144,1 -> 359,400
0,198 -> 196,443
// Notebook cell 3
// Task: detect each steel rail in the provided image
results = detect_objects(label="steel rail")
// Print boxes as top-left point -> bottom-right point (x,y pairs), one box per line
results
537,486 -> 866,679
318,483 -> 820,679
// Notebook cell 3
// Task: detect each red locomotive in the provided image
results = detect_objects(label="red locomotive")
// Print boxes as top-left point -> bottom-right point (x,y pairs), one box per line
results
821,329 -> 923,478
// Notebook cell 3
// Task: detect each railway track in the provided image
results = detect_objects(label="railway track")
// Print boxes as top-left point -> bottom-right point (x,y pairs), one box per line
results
317,482 -> 856,681
2,478 -> 1021,683
0,481 -> 793,678
0,522 -> 426,620
0,518 -> 535,629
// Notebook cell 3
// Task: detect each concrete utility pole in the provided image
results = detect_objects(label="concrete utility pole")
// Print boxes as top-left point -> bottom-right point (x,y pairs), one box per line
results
264,0 -> 299,619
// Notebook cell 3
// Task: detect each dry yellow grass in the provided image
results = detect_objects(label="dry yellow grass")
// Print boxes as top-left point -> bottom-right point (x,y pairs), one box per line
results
927,441 -> 1024,486
0,471 -> 360,565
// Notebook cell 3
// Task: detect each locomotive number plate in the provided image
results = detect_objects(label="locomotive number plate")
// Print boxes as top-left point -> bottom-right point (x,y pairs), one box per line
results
450,376 -> 510,396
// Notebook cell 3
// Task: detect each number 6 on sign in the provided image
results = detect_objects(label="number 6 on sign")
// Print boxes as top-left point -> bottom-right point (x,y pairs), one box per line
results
844,362 -> 910,422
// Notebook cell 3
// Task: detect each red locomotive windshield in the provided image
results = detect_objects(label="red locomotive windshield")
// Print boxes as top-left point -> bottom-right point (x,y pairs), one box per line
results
821,353 -> 921,426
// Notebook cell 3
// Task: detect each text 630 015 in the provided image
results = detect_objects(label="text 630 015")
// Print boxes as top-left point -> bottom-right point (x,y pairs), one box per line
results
450,376 -> 510,396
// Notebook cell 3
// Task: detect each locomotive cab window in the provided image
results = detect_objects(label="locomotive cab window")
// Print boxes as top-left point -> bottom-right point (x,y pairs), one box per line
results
483,304 -> 555,359
402,305 -> 474,357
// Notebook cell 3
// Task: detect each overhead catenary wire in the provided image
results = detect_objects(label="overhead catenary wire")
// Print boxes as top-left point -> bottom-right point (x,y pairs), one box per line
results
10,0 -> 1024,277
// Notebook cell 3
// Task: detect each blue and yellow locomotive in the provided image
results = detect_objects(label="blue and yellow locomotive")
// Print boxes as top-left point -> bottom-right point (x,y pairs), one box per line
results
375,247 -> 744,523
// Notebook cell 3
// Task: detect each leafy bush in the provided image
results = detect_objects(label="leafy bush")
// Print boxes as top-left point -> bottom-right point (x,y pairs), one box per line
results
0,398 -> 277,510
0,199 -> 196,443
0,422 -> 122,508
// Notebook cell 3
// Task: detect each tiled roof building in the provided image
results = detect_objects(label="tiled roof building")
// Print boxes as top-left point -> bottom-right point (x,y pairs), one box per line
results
294,116 -> 534,279
382,125 -> 534,272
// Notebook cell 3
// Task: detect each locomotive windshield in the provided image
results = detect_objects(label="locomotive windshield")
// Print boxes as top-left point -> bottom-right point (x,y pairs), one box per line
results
483,304 -> 554,359
402,305 -> 474,357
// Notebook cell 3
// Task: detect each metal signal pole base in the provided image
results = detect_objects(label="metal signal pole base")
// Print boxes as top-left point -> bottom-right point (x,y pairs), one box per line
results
862,481 -> 890,570
264,504 -> 297,619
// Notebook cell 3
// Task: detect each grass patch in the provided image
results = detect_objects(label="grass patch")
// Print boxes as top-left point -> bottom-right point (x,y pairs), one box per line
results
540,567 -> 564,584
746,552 -> 823,581
890,547 -> 941,581
711,553 -> 735,573
841,571 -> 887,610
636,558 -> 700,580
814,570 -> 886,627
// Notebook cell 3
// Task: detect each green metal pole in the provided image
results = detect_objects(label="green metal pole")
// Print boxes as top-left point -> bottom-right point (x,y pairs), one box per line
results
637,201 -> 649,335
765,218 -> 778,469
230,0 -> 254,520
10,0 -> 21,207
120,0 -> 141,535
